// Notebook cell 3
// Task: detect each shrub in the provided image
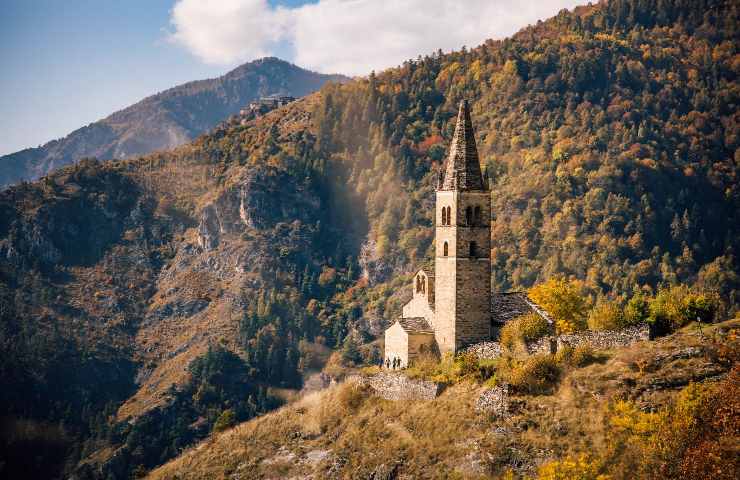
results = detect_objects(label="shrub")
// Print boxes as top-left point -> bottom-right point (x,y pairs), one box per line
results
649,286 -> 718,334
336,381 -> 368,411
502,354 -> 561,395
537,454 -> 609,480
529,278 -> 588,333
213,409 -> 236,433
624,292 -> 650,326
588,300 -> 626,331
555,344 -> 597,368
501,313 -> 551,350
571,344 -> 597,367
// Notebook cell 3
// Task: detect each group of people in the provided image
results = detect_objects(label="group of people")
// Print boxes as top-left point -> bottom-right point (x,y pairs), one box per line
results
384,356 -> 403,370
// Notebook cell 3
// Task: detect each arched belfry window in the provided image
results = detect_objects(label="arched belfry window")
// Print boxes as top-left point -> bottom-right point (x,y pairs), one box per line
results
465,206 -> 472,225
443,241 -> 449,257
421,277 -> 426,294
474,206 -> 481,225
446,206 -> 451,225
469,241 -> 478,258
441,206 -> 447,226
416,275 -> 421,293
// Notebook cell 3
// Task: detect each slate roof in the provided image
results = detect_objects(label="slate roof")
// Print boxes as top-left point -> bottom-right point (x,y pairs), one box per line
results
440,100 -> 486,191
491,292 -> 553,325
398,317 -> 434,333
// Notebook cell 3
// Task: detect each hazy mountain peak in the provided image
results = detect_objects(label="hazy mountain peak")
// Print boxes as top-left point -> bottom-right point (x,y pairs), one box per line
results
0,57 -> 348,188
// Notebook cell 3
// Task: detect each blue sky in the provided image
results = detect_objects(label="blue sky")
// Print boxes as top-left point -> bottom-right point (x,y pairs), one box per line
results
0,0 -> 581,156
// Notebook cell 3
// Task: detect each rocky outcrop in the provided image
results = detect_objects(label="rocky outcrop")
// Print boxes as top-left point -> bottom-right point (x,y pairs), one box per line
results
197,204 -> 221,250
196,167 -> 323,252
476,385 -> 510,417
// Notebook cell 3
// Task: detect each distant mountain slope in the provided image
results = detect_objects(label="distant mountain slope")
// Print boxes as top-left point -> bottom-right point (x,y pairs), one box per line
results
0,57 -> 347,187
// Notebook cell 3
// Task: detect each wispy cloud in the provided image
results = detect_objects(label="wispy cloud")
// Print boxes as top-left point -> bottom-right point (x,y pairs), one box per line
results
169,0 -> 582,76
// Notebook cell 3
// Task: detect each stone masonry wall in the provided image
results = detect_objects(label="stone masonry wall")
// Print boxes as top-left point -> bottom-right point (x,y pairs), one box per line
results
360,372 -> 443,401
455,257 -> 491,350
434,190 -> 491,354
526,324 -> 650,354
402,296 -> 436,329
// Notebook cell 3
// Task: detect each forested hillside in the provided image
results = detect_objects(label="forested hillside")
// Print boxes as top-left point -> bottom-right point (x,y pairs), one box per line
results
0,0 -> 737,478
0,57 -> 347,188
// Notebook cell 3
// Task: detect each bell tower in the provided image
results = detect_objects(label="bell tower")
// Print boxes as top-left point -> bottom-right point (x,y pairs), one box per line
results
434,100 -> 491,354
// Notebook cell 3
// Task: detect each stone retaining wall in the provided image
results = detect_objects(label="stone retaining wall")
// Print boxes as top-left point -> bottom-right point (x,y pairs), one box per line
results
358,372 -> 444,401
461,341 -> 502,360
527,324 -> 650,354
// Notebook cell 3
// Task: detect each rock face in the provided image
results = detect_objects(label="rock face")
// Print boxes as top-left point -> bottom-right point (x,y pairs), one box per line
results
0,57 -> 348,188
196,167 -> 322,251
361,372 -> 444,401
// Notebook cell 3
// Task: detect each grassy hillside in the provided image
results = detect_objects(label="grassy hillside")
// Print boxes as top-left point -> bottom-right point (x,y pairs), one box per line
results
0,0 -> 738,478
148,320 -> 739,479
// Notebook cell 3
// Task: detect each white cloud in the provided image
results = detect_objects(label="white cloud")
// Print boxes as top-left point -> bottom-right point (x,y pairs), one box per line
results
169,0 -> 583,76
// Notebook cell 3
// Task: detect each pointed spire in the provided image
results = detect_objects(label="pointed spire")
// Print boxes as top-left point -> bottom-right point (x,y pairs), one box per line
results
440,100 -> 486,191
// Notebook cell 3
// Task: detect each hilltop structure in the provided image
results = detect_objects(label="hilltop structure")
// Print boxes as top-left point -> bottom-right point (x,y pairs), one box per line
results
384,100 -> 552,367
238,95 -> 296,124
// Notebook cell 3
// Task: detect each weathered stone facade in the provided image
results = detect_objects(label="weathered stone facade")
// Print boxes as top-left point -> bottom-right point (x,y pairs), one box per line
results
402,267 -> 436,328
434,100 -> 491,354
384,99 -> 494,363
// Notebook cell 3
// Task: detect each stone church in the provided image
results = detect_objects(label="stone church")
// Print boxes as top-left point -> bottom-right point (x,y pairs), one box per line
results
384,100 -> 551,368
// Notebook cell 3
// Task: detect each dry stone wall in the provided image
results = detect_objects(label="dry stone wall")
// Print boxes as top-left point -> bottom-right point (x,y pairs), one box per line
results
359,372 -> 444,401
461,341 -> 502,360
526,324 -> 650,354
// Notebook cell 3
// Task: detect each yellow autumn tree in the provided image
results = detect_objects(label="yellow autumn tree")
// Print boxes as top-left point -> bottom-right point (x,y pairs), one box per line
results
528,278 -> 588,333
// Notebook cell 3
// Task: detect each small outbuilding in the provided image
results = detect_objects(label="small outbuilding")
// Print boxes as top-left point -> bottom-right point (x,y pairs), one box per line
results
384,317 -> 435,368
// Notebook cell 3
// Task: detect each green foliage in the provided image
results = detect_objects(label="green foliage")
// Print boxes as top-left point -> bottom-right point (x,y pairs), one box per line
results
648,285 -> 718,334
588,300 -> 626,331
213,409 -> 237,433
340,336 -> 362,366
624,292 -> 650,326
114,346 -> 280,477
500,312 -> 552,350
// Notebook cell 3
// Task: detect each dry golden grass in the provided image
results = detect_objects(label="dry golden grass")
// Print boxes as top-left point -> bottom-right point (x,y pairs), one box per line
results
147,319 -> 739,479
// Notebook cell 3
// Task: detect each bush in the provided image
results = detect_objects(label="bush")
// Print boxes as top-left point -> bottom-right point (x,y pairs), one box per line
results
500,313 -> 551,350
649,286 -> 718,334
556,344 -> 598,368
501,354 -> 561,395
624,292 -> 650,326
588,300 -> 626,331
336,381 -> 368,411
537,454 -> 608,480
213,409 -> 236,433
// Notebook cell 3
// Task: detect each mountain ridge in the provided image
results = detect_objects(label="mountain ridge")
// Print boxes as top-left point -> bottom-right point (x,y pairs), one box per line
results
0,57 -> 348,187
